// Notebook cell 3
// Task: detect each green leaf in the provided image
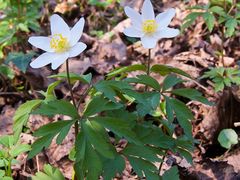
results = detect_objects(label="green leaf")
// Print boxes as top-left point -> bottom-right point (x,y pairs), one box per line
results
82,120 -> 115,159
215,82 -> 225,92
32,100 -> 79,119
162,75 -> 184,91
210,6 -> 226,16
127,156 -> 159,179
218,129 -> 238,149
122,144 -> 160,162
102,155 -> 125,180
91,116 -> 142,145
32,164 -> 65,180
94,80 -> 132,102
2,177 -> 13,180
151,64 -> 191,78
125,75 -> 161,91
134,124 -> 175,149
6,52 -> 35,73
84,142 -> 103,179
0,135 -> 14,148
122,89 -> 160,116
33,120 -> 76,144
181,12 -> 203,31
0,170 -> 5,178
13,100 -> 42,139
28,135 -> 54,159
106,109 -> 137,123
107,64 -> 146,79
171,88 -> 212,105
75,141 -> 103,179
75,131 -> 86,162
88,0 -> 112,7
83,95 -> 123,117
165,97 -> 193,137
176,147 -> 193,164
162,166 -> 179,180
9,144 -> 31,157
203,12 -> 215,32
48,72 -> 92,84
0,65 -> 14,79
18,23 -> 29,32
135,92 -> 161,117
225,18 -> 237,37
39,81 -> 61,101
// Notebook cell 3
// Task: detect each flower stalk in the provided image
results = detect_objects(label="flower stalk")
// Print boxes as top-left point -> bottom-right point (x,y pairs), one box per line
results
66,60 -> 79,137
145,49 -> 151,91
147,49 -> 151,76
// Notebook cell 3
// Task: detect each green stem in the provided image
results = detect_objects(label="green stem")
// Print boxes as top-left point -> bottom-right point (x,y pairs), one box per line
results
66,60 -> 79,138
147,49 -> 151,76
7,159 -> 12,177
145,49 -> 151,91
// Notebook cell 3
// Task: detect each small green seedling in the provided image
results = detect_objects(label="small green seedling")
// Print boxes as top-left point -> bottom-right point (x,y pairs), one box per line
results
0,135 -> 31,179
218,128 -> 238,149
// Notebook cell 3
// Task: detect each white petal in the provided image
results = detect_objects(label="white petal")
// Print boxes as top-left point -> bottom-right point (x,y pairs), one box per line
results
69,42 -> 87,58
141,35 -> 158,49
51,53 -> 69,70
157,28 -> 179,39
156,8 -> 176,28
50,14 -> 70,38
124,6 -> 142,29
70,17 -> 85,46
30,52 -> 58,68
141,0 -> 155,20
28,36 -> 53,52
123,27 -> 144,38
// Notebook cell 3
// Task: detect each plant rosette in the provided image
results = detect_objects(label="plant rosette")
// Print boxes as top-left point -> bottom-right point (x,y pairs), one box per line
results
28,14 -> 87,70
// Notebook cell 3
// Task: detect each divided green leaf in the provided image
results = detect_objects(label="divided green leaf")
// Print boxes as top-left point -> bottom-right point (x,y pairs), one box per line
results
32,100 -> 79,119
151,64 -> 191,78
32,164 -> 65,180
49,72 -> 92,84
107,64 -> 146,79
13,100 -> 42,139
125,75 -> 161,91
6,52 -> 35,73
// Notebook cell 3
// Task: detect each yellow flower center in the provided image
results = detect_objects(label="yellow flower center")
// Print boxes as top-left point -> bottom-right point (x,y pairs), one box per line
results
50,34 -> 70,53
142,20 -> 158,34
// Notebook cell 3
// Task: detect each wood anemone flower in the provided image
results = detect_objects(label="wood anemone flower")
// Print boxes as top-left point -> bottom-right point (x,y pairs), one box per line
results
123,0 -> 179,49
28,14 -> 87,70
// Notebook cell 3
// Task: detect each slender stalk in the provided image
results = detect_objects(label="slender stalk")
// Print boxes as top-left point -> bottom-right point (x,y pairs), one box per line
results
7,159 -> 12,177
147,49 -> 151,76
145,49 -> 151,91
66,60 -> 79,137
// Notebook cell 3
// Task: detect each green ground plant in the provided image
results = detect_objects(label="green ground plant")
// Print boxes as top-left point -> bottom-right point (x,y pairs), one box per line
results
183,0 -> 240,151
2,0 -> 216,179
0,135 -> 31,179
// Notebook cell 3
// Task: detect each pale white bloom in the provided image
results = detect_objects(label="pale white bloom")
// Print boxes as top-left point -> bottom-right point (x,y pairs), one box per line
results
28,14 -> 87,70
123,0 -> 179,49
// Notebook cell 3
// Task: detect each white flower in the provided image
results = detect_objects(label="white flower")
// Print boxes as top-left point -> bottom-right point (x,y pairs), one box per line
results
28,14 -> 87,70
123,0 -> 179,49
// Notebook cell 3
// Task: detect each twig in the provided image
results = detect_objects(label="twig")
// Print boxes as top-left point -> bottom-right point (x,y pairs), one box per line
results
36,155 -> 40,172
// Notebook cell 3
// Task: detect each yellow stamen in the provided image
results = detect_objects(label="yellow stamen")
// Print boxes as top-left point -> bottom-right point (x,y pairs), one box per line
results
50,34 -> 70,53
142,20 -> 158,34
